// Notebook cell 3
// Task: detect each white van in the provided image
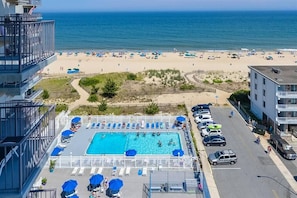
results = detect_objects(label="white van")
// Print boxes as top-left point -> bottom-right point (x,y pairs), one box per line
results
193,109 -> 211,118
201,124 -> 222,137
197,120 -> 215,130
194,114 -> 213,124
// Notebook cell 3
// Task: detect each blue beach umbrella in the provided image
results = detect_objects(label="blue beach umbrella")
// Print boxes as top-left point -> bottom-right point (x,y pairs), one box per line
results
51,147 -> 64,156
62,130 -> 74,137
71,117 -> 81,124
125,149 -> 137,156
89,174 -> 104,186
172,149 -> 184,157
62,179 -> 78,192
109,178 -> 123,191
176,116 -> 186,122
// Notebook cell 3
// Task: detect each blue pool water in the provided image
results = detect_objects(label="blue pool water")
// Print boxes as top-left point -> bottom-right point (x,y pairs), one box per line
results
86,132 -> 182,155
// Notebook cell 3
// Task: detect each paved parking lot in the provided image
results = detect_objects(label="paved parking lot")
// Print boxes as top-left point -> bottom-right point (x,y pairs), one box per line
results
193,106 -> 297,198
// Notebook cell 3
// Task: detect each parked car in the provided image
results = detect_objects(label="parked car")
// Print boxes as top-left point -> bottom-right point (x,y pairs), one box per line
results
193,109 -> 211,118
197,121 -> 215,130
208,149 -> 237,165
201,124 -> 222,137
269,134 -> 297,160
191,104 -> 211,112
203,135 -> 226,146
195,114 -> 213,124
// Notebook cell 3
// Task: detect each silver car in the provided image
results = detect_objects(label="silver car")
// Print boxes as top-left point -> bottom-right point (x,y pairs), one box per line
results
208,149 -> 237,165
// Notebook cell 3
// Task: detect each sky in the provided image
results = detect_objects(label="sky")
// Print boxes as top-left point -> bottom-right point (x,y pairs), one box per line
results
37,0 -> 297,12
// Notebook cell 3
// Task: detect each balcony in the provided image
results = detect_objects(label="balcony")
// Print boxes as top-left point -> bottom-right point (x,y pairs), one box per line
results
276,104 -> 297,111
276,117 -> 297,125
6,0 -> 40,5
276,91 -> 297,99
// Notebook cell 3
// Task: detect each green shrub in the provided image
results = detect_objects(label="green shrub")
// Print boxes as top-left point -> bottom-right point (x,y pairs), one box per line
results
180,83 -> 195,90
79,77 -> 99,86
55,104 -> 68,113
225,79 -> 233,83
42,89 -> 49,99
88,94 -> 98,102
127,73 -> 137,80
229,89 -> 250,104
213,79 -> 223,83
98,100 -> 107,112
203,80 -> 210,84
144,103 -> 159,115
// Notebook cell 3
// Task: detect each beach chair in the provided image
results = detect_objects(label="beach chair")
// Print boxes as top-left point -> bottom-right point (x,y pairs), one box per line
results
97,167 -> 103,174
107,123 -> 111,129
125,167 -> 131,176
146,123 -> 150,129
156,122 -> 159,129
112,166 -> 117,176
136,123 -> 140,130
91,123 -> 96,129
101,122 -> 106,129
96,123 -> 101,128
112,123 -> 117,129
117,123 -> 121,129
165,122 -> 169,129
71,167 -> 79,176
132,123 -> 136,129
142,167 -> 147,176
86,122 -> 91,129
160,122 -> 164,129
118,167 -> 125,177
90,167 -> 97,175
151,123 -> 155,129
78,167 -> 85,176
126,123 -> 130,129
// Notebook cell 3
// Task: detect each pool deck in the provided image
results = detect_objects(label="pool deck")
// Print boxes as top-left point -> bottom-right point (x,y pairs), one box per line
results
36,116 -> 201,197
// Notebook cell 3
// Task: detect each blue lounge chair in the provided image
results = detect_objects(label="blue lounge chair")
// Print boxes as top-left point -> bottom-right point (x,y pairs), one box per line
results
112,123 -> 117,129
117,123 -> 121,129
132,123 -> 136,129
107,123 -> 111,129
136,123 -> 140,129
126,123 -> 130,129
96,123 -> 101,128
91,123 -> 96,129
165,122 -> 169,129
160,122 -> 164,129
151,123 -> 155,129
156,122 -> 159,129
146,122 -> 150,129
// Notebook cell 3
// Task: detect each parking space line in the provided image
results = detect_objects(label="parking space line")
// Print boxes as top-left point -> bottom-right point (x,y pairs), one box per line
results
212,167 -> 241,170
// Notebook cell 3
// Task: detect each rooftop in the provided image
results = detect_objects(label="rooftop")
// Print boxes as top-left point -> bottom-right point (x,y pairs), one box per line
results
249,65 -> 297,85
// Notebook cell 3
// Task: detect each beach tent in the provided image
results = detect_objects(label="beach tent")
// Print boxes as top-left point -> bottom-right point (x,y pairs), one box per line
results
125,149 -> 137,156
176,116 -> 186,122
172,149 -> 184,157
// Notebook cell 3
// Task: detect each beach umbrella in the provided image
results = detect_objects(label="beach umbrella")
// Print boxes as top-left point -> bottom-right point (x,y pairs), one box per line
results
176,116 -> 186,122
51,147 -> 64,156
125,149 -> 137,156
62,179 -> 78,192
172,149 -> 184,157
61,130 -> 74,138
89,174 -> 104,186
109,178 -> 123,191
71,117 -> 81,124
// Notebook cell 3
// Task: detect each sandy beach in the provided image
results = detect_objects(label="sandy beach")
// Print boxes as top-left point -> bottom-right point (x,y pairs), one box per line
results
43,50 -> 297,106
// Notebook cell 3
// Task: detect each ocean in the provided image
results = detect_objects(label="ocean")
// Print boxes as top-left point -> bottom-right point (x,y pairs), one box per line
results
42,11 -> 297,52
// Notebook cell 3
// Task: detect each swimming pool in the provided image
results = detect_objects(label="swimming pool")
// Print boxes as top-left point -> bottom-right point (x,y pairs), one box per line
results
86,132 -> 182,155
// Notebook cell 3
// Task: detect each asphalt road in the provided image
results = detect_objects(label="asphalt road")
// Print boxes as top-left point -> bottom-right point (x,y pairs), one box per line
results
199,107 -> 297,198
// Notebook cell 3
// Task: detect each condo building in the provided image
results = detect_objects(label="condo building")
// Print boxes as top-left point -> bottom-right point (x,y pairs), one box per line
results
0,0 -> 56,197
249,65 -> 297,136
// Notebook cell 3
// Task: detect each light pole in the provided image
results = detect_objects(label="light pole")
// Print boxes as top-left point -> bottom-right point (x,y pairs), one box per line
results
149,170 -> 153,198
257,175 -> 297,196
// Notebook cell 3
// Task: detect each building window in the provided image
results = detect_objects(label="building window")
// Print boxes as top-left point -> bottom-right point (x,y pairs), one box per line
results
255,73 -> 257,79
255,83 -> 257,90
263,89 -> 266,96
263,78 -> 265,85
263,101 -> 266,108
255,94 -> 257,100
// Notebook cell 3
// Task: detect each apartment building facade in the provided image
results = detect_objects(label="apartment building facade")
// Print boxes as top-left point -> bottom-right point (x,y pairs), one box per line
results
0,0 -> 56,197
249,65 -> 297,136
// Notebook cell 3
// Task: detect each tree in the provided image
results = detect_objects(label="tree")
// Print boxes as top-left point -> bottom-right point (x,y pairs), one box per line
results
98,100 -> 107,112
102,79 -> 118,98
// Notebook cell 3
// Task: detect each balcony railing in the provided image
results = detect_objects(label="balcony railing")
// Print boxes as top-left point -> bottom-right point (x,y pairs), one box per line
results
276,117 -> 297,124
276,104 -> 297,111
6,0 -> 41,6
276,91 -> 297,98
